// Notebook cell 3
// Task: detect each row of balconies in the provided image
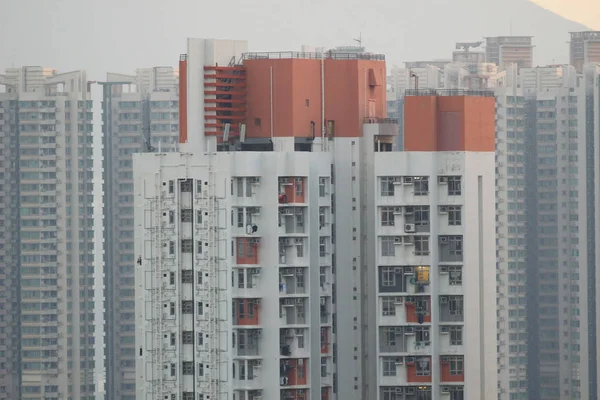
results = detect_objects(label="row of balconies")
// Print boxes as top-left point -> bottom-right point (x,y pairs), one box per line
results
379,385 -> 464,399
378,176 -> 463,204
379,295 -> 464,325
379,356 -> 465,385
379,235 -> 464,264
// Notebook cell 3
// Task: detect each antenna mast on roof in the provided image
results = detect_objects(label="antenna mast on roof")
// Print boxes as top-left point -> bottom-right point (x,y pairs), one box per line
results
354,33 -> 363,48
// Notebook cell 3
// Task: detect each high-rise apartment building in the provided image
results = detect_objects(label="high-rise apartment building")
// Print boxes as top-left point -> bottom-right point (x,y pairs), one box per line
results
0,67 -> 101,399
484,37 -> 534,71
101,67 -> 179,400
569,31 -> 600,73
495,64 -> 600,400
134,38 -> 498,400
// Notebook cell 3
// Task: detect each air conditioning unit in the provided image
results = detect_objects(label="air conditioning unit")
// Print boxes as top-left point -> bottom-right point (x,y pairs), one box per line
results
394,237 -> 403,245
280,238 -> 291,246
405,326 -> 415,335
404,206 -> 414,215
441,356 -> 450,363
403,236 -> 415,245
438,176 -> 448,184
394,267 -> 403,274
394,297 -> 404,305
405,356 -> 416,364
404,223 -> 416,233
441,326 -> 450,334
394,358 -> 404,366
294,178 -> 303,183
440,266 -> 449,274
403,176 -> 414,185
295,298 -> 303,304
440,296 -> 449,304
250,177 -> 261,184
441,386 -> 450,394
393,207 -> 403,215
294,238 -> 303,244
439,206 -> 448,214
395,387 -> 404,393
406,387 -> 416,395
320,297 -> 326,305
439,236 -> 448,244
251,268 -> 261,275
404,267 -> 414,274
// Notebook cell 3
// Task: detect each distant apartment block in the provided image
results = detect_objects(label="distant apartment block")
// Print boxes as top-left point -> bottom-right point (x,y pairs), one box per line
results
100,67 -> 179,400
495,63 -> 600,400
485,37 -> 534,71
0,66 -> 101,400
569,31 -> 600,73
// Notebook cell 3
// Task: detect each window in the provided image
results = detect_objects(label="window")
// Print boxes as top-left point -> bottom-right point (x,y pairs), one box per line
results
246,178 -> 253,197
381,237 -> 395,257
382,357 -> 397,376
196,179 -> 203,195
448,176 -> 462,195
321,357 -> 327,377
449,356 -> 464,375
181,239 -> 193,253
169,272 -> 175,285
381,267 -> 395,287
448,236 -> 463,256
319,178 -> 326,197
196,210 -> 203,225
296,241 -> 304,258
197,302 -> 204,315
414,177 -> 429,195
295,178 -> 303,196
450,387 -> 464,400
182,331 -> 194,344
198,363 -> 204,377
197,272 -> 203,285
169,210 -> 175,224
168,180 -> 174,194
181,209 -> 193,222
181,179 -> 193,192
170,302 -> 175,315
183,393 -> 194,400
415,236 -> 429,255
170,363 -> 176,377
414,206 -> 429,226
238,270 -> 245,288
237,208 -> 244,227
415,357 -> 430,376
319,207 -> 327,228
380,176 -> 396,196
448,296 -> 463,316
182,270 -> 193,283
450,326 -> 463,345
382,297 -> 396,316
381,207 -> 395,226
449,266 -> 462,285
169,241 -> 175,255
448,206 -> 461,226
182,361 -> 194,375
197,241 -> 203,255
237,178 -> 243,197
319,237 -> 327,257
181,301 -> 193,314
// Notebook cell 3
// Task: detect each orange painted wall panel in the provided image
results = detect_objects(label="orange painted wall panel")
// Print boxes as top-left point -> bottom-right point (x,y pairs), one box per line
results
244,58 -> 387,139
440,358 -> 464,382
178,59 -> 188,144
404,95 -> 495,152
406,358 -> 432,383
234,299 -> 260,326
286,359 -> 308,386
405,300 -> 431,323
236,238 -> 259,265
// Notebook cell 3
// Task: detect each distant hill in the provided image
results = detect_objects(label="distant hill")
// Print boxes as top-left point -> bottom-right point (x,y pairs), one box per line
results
0,0 -> 590,78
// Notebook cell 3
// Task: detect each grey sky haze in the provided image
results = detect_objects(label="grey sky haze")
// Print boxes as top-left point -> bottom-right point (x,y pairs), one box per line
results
0,0 -> 589,79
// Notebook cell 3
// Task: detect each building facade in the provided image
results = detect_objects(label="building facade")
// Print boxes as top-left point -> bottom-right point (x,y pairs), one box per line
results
101,67 -> 179,400
0,67 -> 102,399
569,31 -> 600,73
484,37 -> 534,71
134,38 -> 498,400
495,64 -> 600,400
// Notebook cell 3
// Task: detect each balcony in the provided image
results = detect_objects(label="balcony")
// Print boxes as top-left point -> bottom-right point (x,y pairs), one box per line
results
280,328 -> 309,359
280,359 -> 309,387
279,238 -> 308,266
279,177 -> 306,205
233,267 -> 263,298
236,238 -> 260,265
278,207 -> 306,235
235,329 -> 261,357
280,298 -> 307,326
233,298 -> 261,327
439,296 -> 463,323
232,207 -> 262,237
440,356 -> 464,383
279,268 -> 307,295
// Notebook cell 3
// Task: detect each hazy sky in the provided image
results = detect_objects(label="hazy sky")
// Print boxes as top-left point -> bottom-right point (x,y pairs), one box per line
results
532,0 -> 599,29
0,0 -> 592,79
